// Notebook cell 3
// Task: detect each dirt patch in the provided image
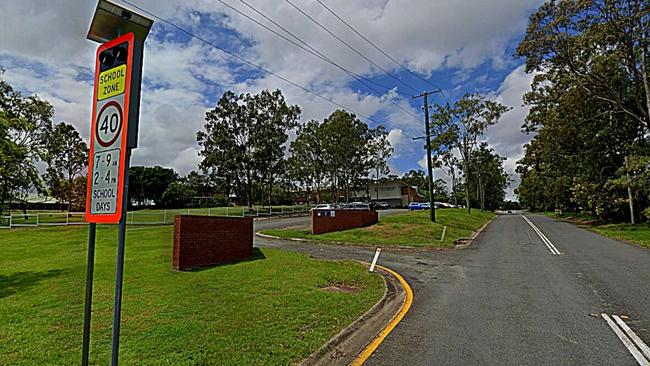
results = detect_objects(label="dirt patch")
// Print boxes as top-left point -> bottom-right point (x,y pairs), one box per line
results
321,284 -> 362,294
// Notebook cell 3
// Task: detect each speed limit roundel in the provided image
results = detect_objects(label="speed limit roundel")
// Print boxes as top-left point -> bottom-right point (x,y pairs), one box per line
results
96,100 -> 123,147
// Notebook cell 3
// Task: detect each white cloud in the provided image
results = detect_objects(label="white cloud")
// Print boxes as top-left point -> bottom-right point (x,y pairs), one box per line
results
485,65 -> 536,200
0,0 -> 542,180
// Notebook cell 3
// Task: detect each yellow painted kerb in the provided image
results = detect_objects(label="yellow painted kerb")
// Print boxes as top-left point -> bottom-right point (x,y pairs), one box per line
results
350,264 -> 413,366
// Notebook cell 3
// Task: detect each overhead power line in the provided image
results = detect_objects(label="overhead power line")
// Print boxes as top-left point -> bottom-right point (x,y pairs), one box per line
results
314,0 -> 444,93
215,0 -> 420,122
118,0 -> 390,124
284,0 -> 419,95
238,0 -> 412,98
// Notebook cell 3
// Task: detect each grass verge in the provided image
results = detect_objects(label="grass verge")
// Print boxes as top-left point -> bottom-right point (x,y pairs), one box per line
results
0,225 -> 383,365
546,212 -> 650,249
260,208 -> 495,248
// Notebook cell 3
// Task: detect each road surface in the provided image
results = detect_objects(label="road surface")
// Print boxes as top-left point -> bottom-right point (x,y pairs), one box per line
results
254,213 -> 650,365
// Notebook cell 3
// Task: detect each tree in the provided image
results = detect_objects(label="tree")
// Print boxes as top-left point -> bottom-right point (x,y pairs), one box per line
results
43,123 -> 88,211
250,90 -> 301,207
401,169 -> 428,199
469,143 -> 509,211
319,110 -> 374,202
287,120 -> 326,203
128,166 -> 179,207
367,126 -> 393,200
197,90 -> 300,207
432,178 -> 449,202
436,93 -> 510,213
516,0 -> 650,132
0,76 -> 53,215
515,0 -> 650,222
440,151 -> 460,206
161,181 -> 195,208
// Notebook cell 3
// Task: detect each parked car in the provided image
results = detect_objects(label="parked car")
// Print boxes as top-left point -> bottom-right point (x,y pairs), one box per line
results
375,201 -> 390,210
408,202 -> 424,211
343,202 -> 371,211
310,203 -> 338,211
351,203 -> 371,211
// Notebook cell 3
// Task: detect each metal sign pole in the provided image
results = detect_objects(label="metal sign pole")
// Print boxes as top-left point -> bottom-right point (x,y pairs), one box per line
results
111,149 -> 131,366
81,223 -> 97,366
85,3 -> 152,364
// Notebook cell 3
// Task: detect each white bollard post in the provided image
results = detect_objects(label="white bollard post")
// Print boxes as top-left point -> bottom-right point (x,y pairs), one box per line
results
369,248 -> 382,272
36,213 -> 39,226
163,211 -> 167,224
66,212 -> 70,225
9,214 -> 12,229
440,226 -> 447,241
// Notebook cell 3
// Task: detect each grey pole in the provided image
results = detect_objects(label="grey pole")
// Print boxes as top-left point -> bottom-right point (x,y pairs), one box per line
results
82,223 -> 97,366
423,94 -> 435,222
111,148 -> 131,366
413,90 -> 441,222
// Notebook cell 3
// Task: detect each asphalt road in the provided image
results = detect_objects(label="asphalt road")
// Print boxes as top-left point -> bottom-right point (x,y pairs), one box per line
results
254,212 -> 650,365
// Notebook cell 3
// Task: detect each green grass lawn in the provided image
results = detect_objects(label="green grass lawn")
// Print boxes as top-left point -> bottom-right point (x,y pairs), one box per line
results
0,225 -> 383,365
260,208 -> 495,248
545,211 -> 650,249
589,223 -> 650,249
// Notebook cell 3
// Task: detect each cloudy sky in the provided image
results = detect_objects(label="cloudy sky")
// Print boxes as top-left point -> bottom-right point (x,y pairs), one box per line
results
0,0 -> 543,200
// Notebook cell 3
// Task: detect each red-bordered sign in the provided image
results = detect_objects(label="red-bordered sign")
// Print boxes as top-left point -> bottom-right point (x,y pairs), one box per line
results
86,33 -> 134,223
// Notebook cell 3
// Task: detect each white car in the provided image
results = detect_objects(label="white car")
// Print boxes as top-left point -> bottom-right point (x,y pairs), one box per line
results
311,203 -> 338,211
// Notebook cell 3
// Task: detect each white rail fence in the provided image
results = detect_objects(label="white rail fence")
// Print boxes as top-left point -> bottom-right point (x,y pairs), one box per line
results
0,205 -> 312,229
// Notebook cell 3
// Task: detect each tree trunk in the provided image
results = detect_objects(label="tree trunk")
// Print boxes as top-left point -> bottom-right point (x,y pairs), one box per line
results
452,173 -> 457,206
464,158 -> 471,214
376,167 -> 380,201
246,168 -> 252,208
477,174 -> 485,211
269,173 -> 273,207
68,177 -> 73,212
625,156 -> 636,224
641,41 -> 650,131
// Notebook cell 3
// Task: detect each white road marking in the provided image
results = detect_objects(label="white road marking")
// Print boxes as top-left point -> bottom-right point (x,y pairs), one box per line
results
521,215 -> 561,255
602,313 -> 650,366
613,315 -> 650,361
369,248 -> 381,272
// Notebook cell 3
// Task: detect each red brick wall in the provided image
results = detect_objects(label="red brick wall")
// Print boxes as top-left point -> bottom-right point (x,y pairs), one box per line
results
173,215 -> 253,271
312,210 -> 378,234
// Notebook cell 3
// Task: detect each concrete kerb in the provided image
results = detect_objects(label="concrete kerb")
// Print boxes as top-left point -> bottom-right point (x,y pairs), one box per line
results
299,264 -> 407,366
453,217 -> 496,249
252,212 -> 310,221
255,232 -> 451,252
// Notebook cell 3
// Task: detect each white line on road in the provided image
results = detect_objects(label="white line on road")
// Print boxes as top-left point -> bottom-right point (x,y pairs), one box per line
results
602,313 -> 650,366
613,315 -> 650,361
521,215 -> 561,255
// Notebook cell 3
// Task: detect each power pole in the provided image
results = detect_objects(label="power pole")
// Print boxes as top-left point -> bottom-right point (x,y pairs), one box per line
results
413,90 -> 441,222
